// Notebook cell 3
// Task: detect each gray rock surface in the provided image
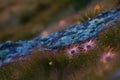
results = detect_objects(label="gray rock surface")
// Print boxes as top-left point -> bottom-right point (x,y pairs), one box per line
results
0,8 -> 120,66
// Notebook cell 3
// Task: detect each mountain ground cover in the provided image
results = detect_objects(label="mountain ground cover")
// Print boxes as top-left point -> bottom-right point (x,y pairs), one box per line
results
0,0 -> 120,80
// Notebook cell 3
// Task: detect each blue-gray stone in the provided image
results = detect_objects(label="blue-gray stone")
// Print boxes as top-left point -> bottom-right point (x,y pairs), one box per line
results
0,8 -> 120,66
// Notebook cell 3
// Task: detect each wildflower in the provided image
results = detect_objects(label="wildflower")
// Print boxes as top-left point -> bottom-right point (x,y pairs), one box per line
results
66,45 -> 79,56
81,40 -> 95,52
49,61 -> 53,66
100,49 -> 115,64
100,49 -> 115,69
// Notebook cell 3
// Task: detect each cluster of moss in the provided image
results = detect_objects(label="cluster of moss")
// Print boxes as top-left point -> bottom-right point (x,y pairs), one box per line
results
1,21 -> 120,80
0,49 -> 98,80
99,23 -> 120,49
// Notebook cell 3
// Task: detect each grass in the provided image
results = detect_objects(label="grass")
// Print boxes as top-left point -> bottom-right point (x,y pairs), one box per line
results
0,49 -> 99,80
99,23 -> 120,48
0,0 -> 120,80
1,20 -> 120,80
78,0 -> 120,23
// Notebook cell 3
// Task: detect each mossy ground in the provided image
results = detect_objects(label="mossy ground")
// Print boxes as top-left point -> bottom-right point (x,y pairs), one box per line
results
0,0 -> 120,80
0,22 -> 120,80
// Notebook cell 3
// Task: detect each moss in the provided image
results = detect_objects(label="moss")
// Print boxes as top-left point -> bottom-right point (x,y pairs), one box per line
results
0,49 -> 98,80
0,33 -> 14,42
99,23 -> 120,47
80,11 -> 96,23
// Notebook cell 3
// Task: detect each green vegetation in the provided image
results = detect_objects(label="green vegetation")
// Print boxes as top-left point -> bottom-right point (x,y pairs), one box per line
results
0,49 -> 99,80
79,11 -> 98,23
0,0 -> 120,80
99,23 -> 120,48
0,0 -> 91,42
1,21 -> 120,80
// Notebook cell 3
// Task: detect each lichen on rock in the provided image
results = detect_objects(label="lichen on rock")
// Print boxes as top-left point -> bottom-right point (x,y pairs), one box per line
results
0,8 -> 120,66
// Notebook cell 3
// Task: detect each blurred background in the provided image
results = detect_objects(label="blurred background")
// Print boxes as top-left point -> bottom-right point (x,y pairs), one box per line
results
0,0 -> 89,42
0,0 -> 119,43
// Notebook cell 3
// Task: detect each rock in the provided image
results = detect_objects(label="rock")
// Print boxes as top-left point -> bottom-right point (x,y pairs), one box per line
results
0,7 -> 120,66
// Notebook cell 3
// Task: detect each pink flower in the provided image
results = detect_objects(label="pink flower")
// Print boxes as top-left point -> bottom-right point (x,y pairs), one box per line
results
100,49 -> 115,64
65,45 -> 79,56
81,40 -> 95,52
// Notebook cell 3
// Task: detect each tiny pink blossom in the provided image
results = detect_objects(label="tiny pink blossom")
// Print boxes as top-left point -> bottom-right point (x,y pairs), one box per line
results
66,45 -> 79,56
100,50 -> 115,64
81,40 -> 95,52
